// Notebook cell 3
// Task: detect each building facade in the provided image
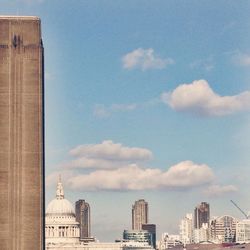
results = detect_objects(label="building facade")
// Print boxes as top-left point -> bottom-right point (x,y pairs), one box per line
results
75,200 -> 91,240
179,213 -> 193,244
141,224 -> 156,249
194,202 -> 210,229
210,215 -> 238,243
132,199 -> 148,230
236,219 -> 250,243
0,16 -> 44,250
158,233 -> 182,250
123,230 -> 152,246
46,242 -> 154,250
46,177 -> 80,245
193,223 -> 209,243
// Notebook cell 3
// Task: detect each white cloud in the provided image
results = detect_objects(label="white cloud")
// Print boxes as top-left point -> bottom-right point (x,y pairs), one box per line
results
161,79 -> 250,116
232,52 -> 250,66
70,140 -> 153,162
122,48 -> 174,70
47,161 -> 215,191
63,156 -> 127,170
60,140 -> 153,170
46,141 -> 218,192
203,184 -> 238,197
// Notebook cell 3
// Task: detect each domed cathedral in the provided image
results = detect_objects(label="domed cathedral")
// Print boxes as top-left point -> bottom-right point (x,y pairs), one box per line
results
45,176 -> 80,245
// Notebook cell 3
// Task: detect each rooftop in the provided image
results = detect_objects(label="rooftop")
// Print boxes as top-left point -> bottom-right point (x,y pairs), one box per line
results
0,16 -> 40,20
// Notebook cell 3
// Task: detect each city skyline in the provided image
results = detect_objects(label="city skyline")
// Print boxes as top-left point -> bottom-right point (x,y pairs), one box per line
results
1,0 -> 249,242
47,177 -> 247,244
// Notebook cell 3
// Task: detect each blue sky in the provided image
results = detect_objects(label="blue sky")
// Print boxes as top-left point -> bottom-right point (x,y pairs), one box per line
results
1,0 -> 250,241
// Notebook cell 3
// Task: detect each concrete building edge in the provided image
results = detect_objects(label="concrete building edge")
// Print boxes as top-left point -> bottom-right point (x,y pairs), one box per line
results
42,31 -> 45,250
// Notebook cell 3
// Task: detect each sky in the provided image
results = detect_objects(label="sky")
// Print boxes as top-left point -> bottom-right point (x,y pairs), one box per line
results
1,0 -> 250,242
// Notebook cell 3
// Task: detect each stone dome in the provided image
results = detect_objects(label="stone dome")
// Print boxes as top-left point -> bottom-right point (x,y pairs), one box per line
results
46,176 -> 75,216
46,198 -> 75,216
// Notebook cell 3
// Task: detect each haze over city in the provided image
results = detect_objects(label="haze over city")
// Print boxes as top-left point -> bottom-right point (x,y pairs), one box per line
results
1,0 -> 250,242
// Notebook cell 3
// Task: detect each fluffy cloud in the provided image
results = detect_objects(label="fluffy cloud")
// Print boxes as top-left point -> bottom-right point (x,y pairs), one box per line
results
161,79 -> 250,116
122,48 -> 174,70
47,161 -> 215,191
70,140 -> 152,162
203,184 -> 238,197
60,140 -> 153,170
63,157 -> 127,170
46,141 -> 224,192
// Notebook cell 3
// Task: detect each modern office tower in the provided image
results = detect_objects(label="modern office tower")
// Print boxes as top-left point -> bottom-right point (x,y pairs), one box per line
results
75,200 -> 91,240
142,224 -> 156,249
0,16 -> 44,250
194,202 -> 210,229
132,199 -> 148,230
179,213 -> 193,244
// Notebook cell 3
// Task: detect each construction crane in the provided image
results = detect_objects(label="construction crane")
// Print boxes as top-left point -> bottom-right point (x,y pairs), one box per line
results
230,200 -> 249,219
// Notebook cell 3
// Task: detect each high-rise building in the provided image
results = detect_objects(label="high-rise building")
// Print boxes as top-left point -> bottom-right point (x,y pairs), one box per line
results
179,213 -> 193,244
132,199 -> 148,230
142,224 -> 156,249
0,16 -> 44,250
194,202 -> 210,229
75,200 -> 91,240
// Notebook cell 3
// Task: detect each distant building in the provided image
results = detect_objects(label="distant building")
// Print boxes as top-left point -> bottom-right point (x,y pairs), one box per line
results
193,223 -> 209,243
46,178 -> 154,250
45,177 -> 80,245
122,242 -> 154,250
132,199 -> 148,230
75,199 -> 91,240
236,219 -> 250,243
179,213 -> 193,244
194,202 -> 210,229
210,215 -> 238,243
142,224 -> 156,249
123,230 -> 152,246
158,233 -> 182,249
47,241 -> 154,250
